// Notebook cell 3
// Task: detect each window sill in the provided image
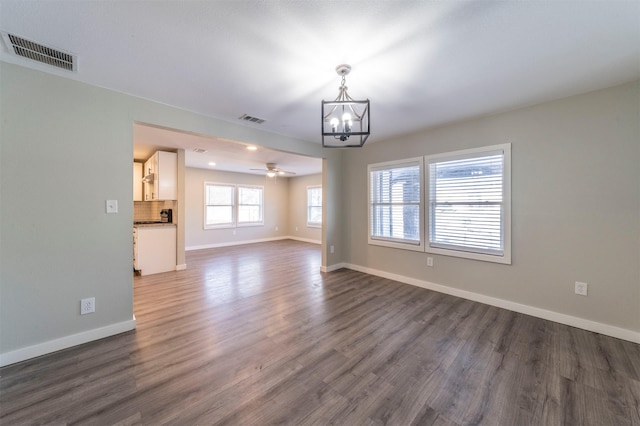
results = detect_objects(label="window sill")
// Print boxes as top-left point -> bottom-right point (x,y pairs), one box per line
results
368,237 -> 425,252
427,245 -> 511,264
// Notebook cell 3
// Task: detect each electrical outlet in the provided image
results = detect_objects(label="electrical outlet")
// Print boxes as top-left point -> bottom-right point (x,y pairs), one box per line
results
80,297 -> 95,315
295,226 -> 298,231
427,257 -> 434,267
575,281 -> 588,296
330,245 -> 335,254
275,226 -> 279,231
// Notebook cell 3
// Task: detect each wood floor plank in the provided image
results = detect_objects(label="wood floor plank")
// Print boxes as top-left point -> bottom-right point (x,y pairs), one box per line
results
1,240 -> 639,425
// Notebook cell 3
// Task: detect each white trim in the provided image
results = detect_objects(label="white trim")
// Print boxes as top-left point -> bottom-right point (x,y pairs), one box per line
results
287,236 -> 321,245
175,263 -> 187,271
0,317 -> 137,367
321,262 -> 347,273
342,263 -> 640,344
186,236 -> 288,251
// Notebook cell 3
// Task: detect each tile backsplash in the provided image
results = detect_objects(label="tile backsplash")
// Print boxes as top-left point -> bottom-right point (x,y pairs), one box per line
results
134,200 -> 177,222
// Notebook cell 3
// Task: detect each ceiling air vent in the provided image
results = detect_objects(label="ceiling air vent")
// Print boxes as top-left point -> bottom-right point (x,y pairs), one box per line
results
1,32 -> 77,72
239,114 -> 267,124
193,148 -> 208,153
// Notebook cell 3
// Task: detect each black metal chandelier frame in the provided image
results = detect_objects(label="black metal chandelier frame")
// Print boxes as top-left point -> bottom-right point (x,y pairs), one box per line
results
321,64 -> 370,148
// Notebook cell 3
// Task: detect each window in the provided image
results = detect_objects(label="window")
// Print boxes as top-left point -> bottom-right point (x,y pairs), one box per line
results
426,144 -> 511,263
368,158 -> 424,251
204,183 -> 264,229
205,183 -> 235,228
238,185 -> 263,225
366,144 -> 511,264
307,186 -> 322,227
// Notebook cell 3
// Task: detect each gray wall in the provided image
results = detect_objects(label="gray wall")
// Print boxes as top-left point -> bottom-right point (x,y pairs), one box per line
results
185,168 -> 290,249
342,80 -> 640,334
0,62 -> 341,362
288,174 -> 322,243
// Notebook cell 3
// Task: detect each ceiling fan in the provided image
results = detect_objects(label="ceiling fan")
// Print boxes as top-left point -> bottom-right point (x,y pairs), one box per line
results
250,163 -> 296,178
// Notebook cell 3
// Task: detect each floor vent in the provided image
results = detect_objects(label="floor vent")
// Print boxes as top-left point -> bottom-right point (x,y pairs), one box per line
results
239,114 -> 267,124
1,32 -> 77,72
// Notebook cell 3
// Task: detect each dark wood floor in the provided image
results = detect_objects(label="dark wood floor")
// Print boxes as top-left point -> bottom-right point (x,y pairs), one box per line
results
1,240 -> 639,425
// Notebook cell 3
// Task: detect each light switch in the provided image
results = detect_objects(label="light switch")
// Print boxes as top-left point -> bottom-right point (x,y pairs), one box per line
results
106,200 -> 118,213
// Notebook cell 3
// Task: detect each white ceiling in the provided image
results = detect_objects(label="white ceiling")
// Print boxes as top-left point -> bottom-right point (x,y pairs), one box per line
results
1,1 -> 639,169
133,123 -> 322,176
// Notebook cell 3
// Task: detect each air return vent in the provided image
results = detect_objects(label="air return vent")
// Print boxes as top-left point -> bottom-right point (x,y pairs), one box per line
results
239,114 -> 267,124
1,32 -> 77,72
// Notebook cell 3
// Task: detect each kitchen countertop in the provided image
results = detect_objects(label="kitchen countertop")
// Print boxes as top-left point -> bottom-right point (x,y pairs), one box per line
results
133,222 -> 176,228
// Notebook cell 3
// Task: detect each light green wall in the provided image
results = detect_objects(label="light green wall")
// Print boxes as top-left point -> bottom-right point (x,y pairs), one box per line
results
288,174 -> 322,243
2,59 -> 637,362
0,62 -> 342,359
343,80 -> 640,333
1,63 -> 135,356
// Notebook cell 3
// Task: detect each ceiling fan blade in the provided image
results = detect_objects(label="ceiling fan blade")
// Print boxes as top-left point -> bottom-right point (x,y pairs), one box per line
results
248,163 -> 295,176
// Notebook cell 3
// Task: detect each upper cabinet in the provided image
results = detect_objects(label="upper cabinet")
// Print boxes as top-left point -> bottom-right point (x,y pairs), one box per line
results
143,151 -> 177,201
133,162 -> 143,201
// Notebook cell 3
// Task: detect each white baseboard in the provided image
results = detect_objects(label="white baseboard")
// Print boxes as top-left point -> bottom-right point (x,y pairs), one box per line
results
287,236 -> 321,245
321,262 -> 348,273
186,236 -> 288,251
0,317 -> 137,367
175,264 -> 187,271
343,263 -> 640,344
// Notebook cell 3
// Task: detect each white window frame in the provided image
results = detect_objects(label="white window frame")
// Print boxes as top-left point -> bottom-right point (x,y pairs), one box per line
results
237,185 -> 264,227
204,182 -> 235,229
307,185 -> 322,228
204,183 -> 265,229
425,143 -> 511,264
368,157 -> 425,252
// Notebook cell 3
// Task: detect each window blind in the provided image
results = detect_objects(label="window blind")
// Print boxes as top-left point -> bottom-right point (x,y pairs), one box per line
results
428,151 -> 504,255
370,162 -> 421,244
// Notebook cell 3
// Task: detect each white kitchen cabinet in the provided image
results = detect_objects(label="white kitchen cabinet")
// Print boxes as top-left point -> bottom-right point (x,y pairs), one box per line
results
135,225 -> 176,275
143,151 -> 177,201
133,162 -> 143,201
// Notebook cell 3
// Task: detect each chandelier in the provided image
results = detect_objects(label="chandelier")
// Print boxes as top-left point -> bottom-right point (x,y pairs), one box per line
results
321,64 -> 370,147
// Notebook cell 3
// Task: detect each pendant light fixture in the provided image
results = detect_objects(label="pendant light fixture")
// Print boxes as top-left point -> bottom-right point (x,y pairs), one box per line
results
321,64 -> 370,147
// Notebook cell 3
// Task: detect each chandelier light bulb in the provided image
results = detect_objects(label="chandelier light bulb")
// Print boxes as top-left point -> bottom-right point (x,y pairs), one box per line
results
330,117 -> 339,133
342,112 -> 352,133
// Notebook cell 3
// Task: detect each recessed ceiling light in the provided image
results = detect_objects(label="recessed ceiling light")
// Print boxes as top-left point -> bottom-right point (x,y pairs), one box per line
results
246,145 -> 257,151
208,162 -> 216,166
